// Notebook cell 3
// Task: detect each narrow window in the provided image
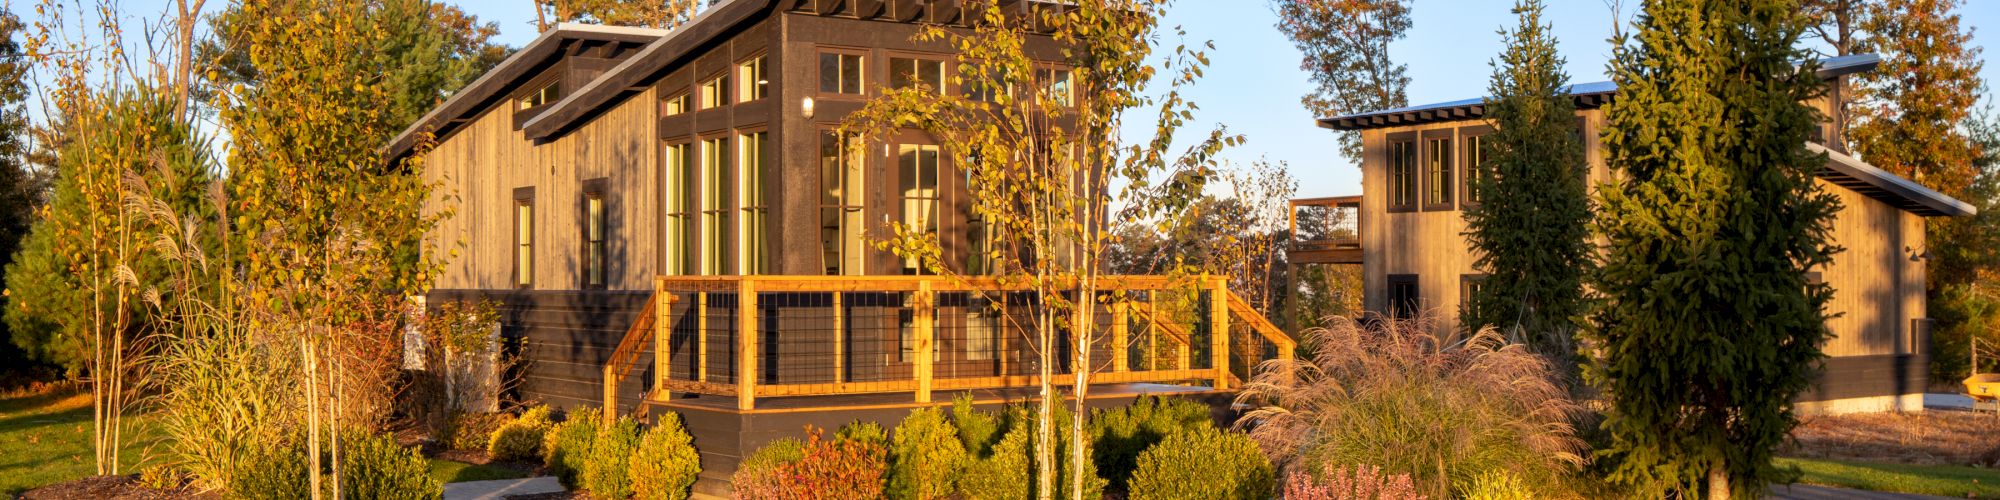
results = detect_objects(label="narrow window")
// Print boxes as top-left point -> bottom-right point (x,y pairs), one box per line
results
964,155 -> 989,275
737,56 -> 767,103
1459,274 -> 1487,321
890,57 -> 946,92
699,74 -> 727,109
899,143 -> 941,275
519,80 -> 558,110
663,92 -> 690,116
819,131 -> 865,275
1387,274 -> 1419,320
1423,134 -> 1454,210
1387,135 -> 1417,212
739,131 -> 768,275
663,143 -> 693,275
513,188 -> 535,288
700,137 -> 731,275
1461,131 -> 1489,207
1036,68 -> 1072,107
819,51 -> 864,95
583,187 -> 607,288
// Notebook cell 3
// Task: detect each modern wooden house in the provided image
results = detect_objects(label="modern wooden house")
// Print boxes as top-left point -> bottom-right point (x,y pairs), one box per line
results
1301,53 -> 1976,415
387,0 -> 1294,493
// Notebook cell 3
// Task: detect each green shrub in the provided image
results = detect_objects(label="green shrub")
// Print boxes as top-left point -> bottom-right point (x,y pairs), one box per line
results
582,416 -> 642,499
889,407 -> 966,500
1089,395 -> 1212,491
837,420 -> 889,446
952,394 -> 1001,456
341,431 -> 442,500
489,405 -> 555,461
446,411 -> 514,450
630,413 -> 702,500
958,405 -> 1105,500
1463,470 -> 1532,500
1127,426 -> 1272,500
732,437 -> 806,499
544,407 -> 603,488
229,438 -> 310,500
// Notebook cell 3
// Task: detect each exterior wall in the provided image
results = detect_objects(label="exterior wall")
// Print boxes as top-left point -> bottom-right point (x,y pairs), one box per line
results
1356,110 -> 1930,409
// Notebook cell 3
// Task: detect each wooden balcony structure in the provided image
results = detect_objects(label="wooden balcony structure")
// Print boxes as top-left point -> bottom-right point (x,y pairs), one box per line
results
600,275 -> 1297,418
1289,195 -> 1363,265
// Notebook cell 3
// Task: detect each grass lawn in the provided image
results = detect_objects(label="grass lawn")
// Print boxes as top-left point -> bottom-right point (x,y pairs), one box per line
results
0,388 -> 161,496
1778,457 -> 2000,499
428,457 -> 529,484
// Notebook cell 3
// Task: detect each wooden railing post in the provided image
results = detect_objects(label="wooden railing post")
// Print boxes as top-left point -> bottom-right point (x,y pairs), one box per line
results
601,363 -> 618,424
1210,278 -> 1230,390
1111,300 -> 1129,373
654,279 -> 672,401
915,280 -> 935,404
697,292 -> 709,382
738,278 -> 758,410
833,292 -> 845,384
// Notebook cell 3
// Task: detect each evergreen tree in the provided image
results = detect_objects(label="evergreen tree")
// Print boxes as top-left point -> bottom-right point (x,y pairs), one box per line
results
0,10 -> 46,381
1461,0 -> 1591,364
1587,0 -> 1842,498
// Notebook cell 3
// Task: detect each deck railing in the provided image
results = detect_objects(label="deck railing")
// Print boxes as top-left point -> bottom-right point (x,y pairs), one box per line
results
1289,196 -> 1362,265
602,275 -> 1296,414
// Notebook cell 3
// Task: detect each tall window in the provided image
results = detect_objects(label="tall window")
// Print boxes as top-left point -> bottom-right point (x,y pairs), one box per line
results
1387,274 -> 1419,319
513,188 -> 535,288
583,188 -> 607,288
890,57 -> 946,91
1459,274 -> 1486,321
1387,135 -> 1417,212
738,56 -> 767,102
699,74 -> 727,109
899,143 -> 941,275
1461,132 -> 1489,207
964,163 -> 989,275
663,143 -> 693,275
819,51 -> 864,95
739,132 -> 768,275
820,131 -> 865,275
663,92 -> 690,116
1037,68 -> 1072,106
1423,134 -> 1454,210
700,137 -> 730,275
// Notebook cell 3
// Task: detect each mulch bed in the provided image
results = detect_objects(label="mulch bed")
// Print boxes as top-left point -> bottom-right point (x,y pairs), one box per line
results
1785,409 -> 2000,466
18,475 -> 216,500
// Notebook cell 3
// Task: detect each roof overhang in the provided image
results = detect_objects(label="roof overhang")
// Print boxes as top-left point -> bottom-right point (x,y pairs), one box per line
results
1316,53 -> 1882,132
1809,142 -> 1976,217
381,23 -> 669,163
521,0 -> 774,140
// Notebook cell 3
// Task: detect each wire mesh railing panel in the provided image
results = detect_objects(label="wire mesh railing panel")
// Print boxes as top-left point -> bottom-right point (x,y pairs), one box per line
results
762,292 -> 840,385
703,293 -> 738,385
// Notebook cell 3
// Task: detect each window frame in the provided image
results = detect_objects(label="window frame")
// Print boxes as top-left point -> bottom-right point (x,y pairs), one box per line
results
1035,65 -> 1075,108
1420,128 -> 1456,212
580,178 -> 610,289
662,88 -> 691,116
886,52 -> 950,94
697,135 -> 733,275
512,186 -> 536,290
516,75 -> 560,111
896,135 -> 944,275
737,129 -> 770,275
698,72 -> 729,110
817,47 -> 868,98
736,54 -> 768,103
818,128 -> 866,276
1387,274 -> 1420,320
1458,125 -> 1493,210
662,140 -> 696,276
1386,132 -> 1418,213
1458,273 -> 1487,321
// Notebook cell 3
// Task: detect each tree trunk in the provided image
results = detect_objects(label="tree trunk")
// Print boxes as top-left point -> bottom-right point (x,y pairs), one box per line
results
1708,464 -> 1730,500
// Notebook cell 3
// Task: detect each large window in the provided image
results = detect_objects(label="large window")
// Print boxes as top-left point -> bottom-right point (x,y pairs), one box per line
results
899,143 -> 941,275
964,160 -> 990,275
582,181 -> 608,288
820,131 -> 865,275
739,131 -> 768,275
699,74 -> 727,109
663,143 -> 693,275
513,188 -> 535,289
700,137 -> 731,275
738,56 -> 767,102
819,51 -> 864,95
1388,274 -> 1419,319
890,57 -> 946,92
1422,132 -> 1454,211
1387,134 -> 1417,212
1460,129 -> 1490,208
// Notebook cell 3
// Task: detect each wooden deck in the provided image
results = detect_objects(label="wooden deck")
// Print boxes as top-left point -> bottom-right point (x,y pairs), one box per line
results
1290,196 -> 1364,265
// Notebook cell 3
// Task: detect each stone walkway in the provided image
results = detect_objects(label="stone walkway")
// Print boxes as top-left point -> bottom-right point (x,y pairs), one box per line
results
1770,484 -> 1958,500
441,476 -> 565,500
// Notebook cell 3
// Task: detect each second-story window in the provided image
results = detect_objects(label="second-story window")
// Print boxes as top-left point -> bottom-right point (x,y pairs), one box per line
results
739,131 -> 768,275
1423,133 -> 1454,210
890,57 -> 946,92
1461,131 -> 1489,207
899,142 -> 941,275
738,56 -> 767,102
663,92 -> 690,116
583,186 -> 607,288
699,74 -> 727,109
1037,68 -> 1072,107
1387,134 -> 1417,212
663,143 -> 693,275
519,80 -> 558,110
819,51 -> 864,95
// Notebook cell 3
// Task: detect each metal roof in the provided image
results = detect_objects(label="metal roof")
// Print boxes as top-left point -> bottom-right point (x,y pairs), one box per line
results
1317,53 -> 1882,131
1809,143 -> 1976,217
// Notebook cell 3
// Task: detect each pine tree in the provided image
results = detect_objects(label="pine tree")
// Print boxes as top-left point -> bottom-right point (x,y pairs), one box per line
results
1461,0 -> 1591,364
1588,0 -> 1842,498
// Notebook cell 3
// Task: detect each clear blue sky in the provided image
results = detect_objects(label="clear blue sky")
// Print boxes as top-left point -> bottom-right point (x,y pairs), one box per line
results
96,1 -> 2000,199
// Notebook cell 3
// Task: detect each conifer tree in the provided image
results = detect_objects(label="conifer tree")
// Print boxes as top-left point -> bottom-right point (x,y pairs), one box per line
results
1461,0 -> 1590,363
1587,0 -> 1842,498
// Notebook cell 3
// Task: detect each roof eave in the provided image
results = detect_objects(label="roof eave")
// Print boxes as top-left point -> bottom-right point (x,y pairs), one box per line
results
1808,142 -> 1976,217
521,0 -> 774,140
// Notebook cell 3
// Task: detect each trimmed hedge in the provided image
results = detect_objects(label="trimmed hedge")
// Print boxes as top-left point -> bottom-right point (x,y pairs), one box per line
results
1089,395 -> 1212,491
582,416 -> 643,499
630,414 -> 702,500
342,431 -> 443,500
889,407 -> 966,500
544,407 -> 602,488
488,405 -> 554,461
1128,426 -> 1273,500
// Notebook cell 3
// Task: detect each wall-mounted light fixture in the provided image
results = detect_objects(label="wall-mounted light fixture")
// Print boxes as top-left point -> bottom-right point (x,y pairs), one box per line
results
802,97 -> 815,120
1905,245 -> 1933,262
